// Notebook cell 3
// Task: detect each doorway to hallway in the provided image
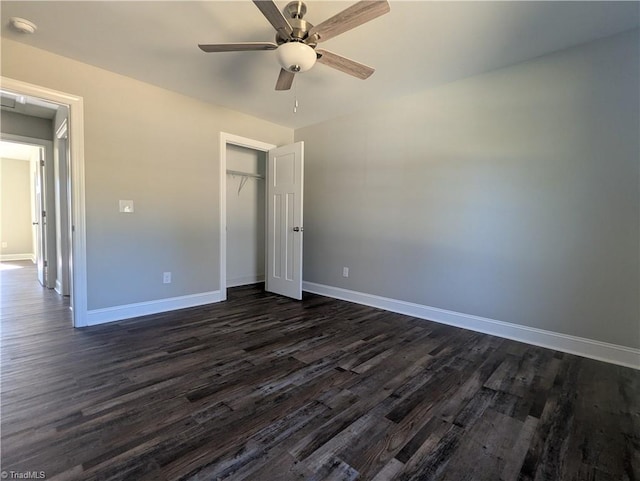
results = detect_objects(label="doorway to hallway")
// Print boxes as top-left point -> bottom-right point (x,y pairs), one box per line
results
1,76 -> 87,327
0,260 -> 71,333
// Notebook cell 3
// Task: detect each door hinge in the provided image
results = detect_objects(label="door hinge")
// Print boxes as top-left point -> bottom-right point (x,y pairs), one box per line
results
44,260 -> 48,267
40,159 -> 45,167
42,210 -> 46,218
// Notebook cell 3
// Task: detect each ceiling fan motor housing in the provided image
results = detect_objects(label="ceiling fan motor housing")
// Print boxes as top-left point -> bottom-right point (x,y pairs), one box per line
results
276,1 -> 316,46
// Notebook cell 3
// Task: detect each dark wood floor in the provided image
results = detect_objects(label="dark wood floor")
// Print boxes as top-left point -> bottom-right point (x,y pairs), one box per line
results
1,261 -> 638,481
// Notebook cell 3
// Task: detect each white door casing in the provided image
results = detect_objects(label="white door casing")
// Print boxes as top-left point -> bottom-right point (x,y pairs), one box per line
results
266,142 -> 304,300
34,148 -> 47,286
55,119 -> 71,296
219,133 -> 276,301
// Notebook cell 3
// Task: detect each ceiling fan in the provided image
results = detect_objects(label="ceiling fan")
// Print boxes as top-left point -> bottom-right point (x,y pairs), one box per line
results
198,0 -> 390,90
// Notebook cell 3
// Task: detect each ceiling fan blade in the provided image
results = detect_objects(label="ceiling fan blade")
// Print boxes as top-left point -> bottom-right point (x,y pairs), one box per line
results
275,68 -> 295,90
308,0 -> 390,43
253,0 -> 293,39
198,42 -> 278,53
315,49 -> 374,80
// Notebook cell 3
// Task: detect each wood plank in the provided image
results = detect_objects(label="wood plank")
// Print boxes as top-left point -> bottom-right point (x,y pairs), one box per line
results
1,261 -> 637,481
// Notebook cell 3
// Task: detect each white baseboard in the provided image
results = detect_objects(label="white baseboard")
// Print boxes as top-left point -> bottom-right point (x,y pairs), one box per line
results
86,290 -> 222,326
227,275 -> 265,288
302,282 -> 640,370
1,253 -> 35,262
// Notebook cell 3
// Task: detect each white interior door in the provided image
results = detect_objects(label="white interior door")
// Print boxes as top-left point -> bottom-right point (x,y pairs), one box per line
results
33,148 -> 47,286
266,141 -> 304,300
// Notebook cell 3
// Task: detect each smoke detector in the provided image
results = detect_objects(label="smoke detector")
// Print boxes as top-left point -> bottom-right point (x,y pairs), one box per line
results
10,17 -> 37,34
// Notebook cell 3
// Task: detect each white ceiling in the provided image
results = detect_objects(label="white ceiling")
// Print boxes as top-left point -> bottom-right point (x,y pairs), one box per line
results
1,1 -> 638,129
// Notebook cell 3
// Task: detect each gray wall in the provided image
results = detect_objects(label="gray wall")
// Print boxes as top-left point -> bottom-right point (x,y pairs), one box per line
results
1,157 -> 33,256
226,144 -> 266,287
3,30 -> 637,350
296,29 -> 640,349
0,110 -> 53,140
2,39 -> 293,309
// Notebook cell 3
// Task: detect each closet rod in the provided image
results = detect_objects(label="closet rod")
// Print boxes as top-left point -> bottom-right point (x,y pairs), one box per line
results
226,169 -> 264,180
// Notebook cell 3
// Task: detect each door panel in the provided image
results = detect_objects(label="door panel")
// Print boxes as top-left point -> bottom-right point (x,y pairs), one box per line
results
34,150 -> 46,287
266,142 -> 303,300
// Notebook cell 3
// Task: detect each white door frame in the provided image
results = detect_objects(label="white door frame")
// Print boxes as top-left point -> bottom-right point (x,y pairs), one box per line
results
219,132 -> 275,301
0,133 -> 53,270
36,144 -> 49,287
1,77 -> 88,327
55,118 -> 71,296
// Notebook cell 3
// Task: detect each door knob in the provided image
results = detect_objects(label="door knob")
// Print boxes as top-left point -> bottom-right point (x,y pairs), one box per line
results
32,221 -> 39,225
293,227 -> 303,232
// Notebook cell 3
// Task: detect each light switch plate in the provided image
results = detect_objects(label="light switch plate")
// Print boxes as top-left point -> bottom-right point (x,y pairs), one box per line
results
119,200 -> 134,213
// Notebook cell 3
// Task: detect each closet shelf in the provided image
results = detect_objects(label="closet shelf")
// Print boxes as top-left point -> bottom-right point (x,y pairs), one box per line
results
226,169 -> 264,180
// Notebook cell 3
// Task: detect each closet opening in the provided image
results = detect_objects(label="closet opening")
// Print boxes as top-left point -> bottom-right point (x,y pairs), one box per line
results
225,144 -> 267,289
219,132 -> 276,301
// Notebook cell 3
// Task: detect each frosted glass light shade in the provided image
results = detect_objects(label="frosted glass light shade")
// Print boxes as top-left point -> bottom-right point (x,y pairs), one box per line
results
276,42 -> 317,73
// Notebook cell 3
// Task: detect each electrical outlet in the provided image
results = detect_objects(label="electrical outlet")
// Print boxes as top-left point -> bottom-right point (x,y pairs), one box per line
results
163,272 -> 172,284
342,267 -> 349,278
1,242 -> 7,249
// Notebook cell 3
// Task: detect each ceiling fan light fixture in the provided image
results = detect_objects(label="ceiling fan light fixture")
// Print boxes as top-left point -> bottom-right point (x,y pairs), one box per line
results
276,42 -> 316,73
197,0 -> 390,90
